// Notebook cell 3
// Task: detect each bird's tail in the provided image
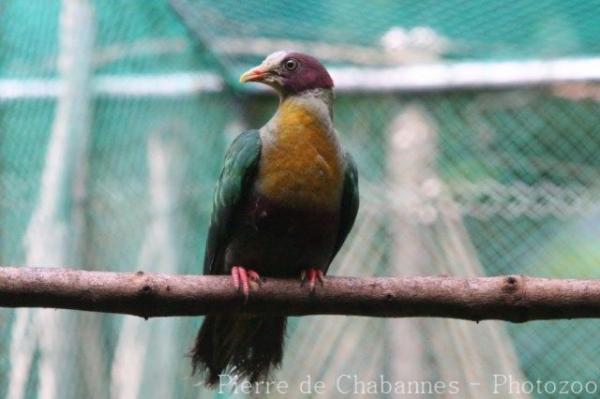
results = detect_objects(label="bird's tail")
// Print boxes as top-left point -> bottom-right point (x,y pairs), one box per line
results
191,315 -> 287,387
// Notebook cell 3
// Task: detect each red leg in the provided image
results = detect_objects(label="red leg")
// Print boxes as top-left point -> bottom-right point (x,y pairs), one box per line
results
231,266 -> 261,302
301,268 -> 325,291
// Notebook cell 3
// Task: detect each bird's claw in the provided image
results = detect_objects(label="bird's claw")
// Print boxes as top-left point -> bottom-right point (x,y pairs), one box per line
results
301,268 -> 324,292
231,266 -> 261,303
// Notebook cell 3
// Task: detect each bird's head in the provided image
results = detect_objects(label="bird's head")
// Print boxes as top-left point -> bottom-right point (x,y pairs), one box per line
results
239,51 -> 333,96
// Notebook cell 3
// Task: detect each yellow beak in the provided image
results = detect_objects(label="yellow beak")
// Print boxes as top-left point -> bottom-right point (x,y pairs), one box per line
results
239,66 -> 267,83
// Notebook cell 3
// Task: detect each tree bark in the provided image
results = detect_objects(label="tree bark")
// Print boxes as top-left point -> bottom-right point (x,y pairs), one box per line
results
1,267 -> 599,322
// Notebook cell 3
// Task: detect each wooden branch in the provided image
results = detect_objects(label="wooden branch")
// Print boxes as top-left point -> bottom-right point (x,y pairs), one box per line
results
1,267 -> 600,322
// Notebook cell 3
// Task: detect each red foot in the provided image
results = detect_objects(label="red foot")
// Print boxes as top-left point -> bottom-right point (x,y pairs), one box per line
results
231,266 -> 261,302
301,268 -> 325,291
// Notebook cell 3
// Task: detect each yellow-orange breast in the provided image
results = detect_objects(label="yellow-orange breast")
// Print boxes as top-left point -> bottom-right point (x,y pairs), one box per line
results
257,101 -> 344,210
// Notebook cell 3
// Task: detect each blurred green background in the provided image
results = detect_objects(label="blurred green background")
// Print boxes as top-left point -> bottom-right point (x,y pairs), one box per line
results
1,0 -> 600,398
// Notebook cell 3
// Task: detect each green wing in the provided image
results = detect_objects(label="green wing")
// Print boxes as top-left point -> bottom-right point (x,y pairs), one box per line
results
331,151 -> 360,261
203,130 -> 262,274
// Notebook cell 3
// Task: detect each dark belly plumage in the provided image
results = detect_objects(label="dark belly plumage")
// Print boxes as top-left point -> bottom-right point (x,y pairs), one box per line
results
224,192 -> 340,277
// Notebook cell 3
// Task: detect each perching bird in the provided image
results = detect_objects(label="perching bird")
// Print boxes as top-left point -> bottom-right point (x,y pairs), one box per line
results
191,51 -> 359,386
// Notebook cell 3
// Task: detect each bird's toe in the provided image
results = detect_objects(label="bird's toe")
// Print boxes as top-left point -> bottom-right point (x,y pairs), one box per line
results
301,268 -> 325,292
231,266 -> 261,302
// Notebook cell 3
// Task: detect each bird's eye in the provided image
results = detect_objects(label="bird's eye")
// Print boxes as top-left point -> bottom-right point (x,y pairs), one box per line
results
284,59 -> 298,71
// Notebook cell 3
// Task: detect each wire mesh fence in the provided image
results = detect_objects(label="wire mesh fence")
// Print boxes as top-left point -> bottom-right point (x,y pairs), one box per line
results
1,0 -> 600,398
